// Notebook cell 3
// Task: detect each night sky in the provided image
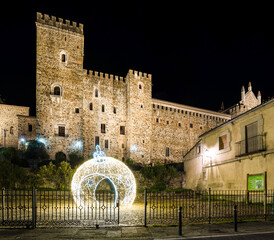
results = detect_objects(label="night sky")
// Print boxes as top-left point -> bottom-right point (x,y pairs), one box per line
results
1,2 -> 274,116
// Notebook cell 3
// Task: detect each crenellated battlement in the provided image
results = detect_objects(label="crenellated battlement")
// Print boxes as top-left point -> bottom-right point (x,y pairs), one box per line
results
36,12 -> 83,35
83,69 -> 125,82
127,69 -> 152,80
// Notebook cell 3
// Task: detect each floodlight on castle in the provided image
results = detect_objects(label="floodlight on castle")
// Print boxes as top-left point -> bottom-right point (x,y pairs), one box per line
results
71,145 -> 136,207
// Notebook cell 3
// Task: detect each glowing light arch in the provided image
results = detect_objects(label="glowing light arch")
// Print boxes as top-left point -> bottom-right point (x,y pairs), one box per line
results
71,146 -> 136,207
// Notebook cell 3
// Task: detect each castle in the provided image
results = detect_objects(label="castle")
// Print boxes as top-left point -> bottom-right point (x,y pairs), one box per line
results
0,13 -> 262,164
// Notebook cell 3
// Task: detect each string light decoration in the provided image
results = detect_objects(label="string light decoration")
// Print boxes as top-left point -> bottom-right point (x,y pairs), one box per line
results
71,145 -> 136,207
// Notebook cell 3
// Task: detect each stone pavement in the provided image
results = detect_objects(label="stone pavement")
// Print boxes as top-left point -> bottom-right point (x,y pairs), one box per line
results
1,221 -> 274,239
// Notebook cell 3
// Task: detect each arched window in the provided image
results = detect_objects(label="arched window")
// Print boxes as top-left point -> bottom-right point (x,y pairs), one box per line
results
95,89 -> 98,97
61,54 -> 66,62
54,86 -> 61,96
89,103 -> 93,110
10,126 -> 14,135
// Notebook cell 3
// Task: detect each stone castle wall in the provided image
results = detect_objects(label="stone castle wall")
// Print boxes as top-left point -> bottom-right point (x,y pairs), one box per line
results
35,12 -> 231,162
151,99 -> 230,163
0,104 -> 35,148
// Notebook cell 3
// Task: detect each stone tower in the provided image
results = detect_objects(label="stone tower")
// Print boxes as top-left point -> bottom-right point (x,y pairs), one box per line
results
126,70 -> 152,163
36,13 -> 85,159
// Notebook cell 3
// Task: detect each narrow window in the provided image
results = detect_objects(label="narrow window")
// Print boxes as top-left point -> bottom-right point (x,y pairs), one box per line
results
120,126 -> 125,135
101,124 -> 106,133
113,107 -> 116,114
102,105 -> 105,112
95,89 -> 98,97
75,108 -> 79,113
139,83 -> 142,89
178,122 -> 181,127
58,126 -> 65,137
89,103 -> 93,110
95,136 -> 100,146
219,134 -> 228,150
153,104 -> 155,108
105,140 -> 109,149
166,147 -> 170,157
61,54 -> 66,62
28,124 -> 32,132
53,86 -> 61,96
10,126 -> 14,135
156,118 -> 159,123
190,123 -> 193,128
141,104 -> 143,108
167,120 -> 169,125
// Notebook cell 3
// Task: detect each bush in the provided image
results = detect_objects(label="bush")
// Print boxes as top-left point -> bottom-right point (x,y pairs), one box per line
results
38,161 -> 74,190
68,152 -> 84,168
55,151 -> 67,162
0,147 -> 27,167
140,163 -> 179,190
24,140 -> 49,161
0,158 -> 28,188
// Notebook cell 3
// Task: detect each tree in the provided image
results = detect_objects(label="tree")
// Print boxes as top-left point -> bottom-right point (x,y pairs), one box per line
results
24,140 -> 49,162
38,161 -> 74,190
68,152 -> 84,168
0,158 -> 27,188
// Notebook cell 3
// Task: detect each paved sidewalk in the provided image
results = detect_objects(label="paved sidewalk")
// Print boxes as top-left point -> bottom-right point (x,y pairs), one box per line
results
1,221 -> 274,239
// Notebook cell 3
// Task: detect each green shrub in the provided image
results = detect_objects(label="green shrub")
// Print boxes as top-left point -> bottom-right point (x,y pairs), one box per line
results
68,152 -> 84,168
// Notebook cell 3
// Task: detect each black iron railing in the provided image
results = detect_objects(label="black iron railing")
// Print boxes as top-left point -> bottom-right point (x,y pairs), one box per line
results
0,188 -> 119,228
144,189 -> 274,226
235,135 -> 266,157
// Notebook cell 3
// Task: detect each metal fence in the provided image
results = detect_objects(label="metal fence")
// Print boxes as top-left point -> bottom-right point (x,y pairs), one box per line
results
144,189 -> 274,225
0,188 -> 119,228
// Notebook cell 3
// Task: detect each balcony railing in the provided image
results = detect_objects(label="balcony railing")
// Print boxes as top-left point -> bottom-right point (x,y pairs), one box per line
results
235,134 -> 266,157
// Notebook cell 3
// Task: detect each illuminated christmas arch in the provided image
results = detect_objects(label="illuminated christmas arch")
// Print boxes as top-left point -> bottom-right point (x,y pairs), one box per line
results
71,146 -> 136,207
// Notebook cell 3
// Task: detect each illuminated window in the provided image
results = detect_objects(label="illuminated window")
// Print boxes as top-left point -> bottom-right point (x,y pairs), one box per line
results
120,126 -> 125,135
58,126 -> 65,137
53,86 -> 61,96
101,124 -> 106,133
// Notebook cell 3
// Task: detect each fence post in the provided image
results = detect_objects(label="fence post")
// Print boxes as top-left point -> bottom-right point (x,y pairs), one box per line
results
144,189 -> 147,227
32,187 -> 37,229
208,188 -> 211,224
178,206 -> 182,236
1,188 -> 5,223
234,205 -> 237,232
117,200 -> 120,225
264,171 -> 267,221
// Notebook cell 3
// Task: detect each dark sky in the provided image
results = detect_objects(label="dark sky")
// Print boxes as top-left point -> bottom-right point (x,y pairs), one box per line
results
1,2 -> 274,116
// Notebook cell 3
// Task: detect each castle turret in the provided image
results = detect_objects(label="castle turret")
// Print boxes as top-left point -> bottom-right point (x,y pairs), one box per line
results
257,91 -> 261,104
241,86 -> 245,102
248,82 -> 252,91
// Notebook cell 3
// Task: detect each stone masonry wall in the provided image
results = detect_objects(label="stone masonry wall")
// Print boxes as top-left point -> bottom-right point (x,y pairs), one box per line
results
35,12 -> 231,163
0,104 -> 30,148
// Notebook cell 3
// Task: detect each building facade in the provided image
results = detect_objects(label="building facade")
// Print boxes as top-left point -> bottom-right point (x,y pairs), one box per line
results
0,104 -> 36,149
184,99 -> 274,190
35,12 -> 232,163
